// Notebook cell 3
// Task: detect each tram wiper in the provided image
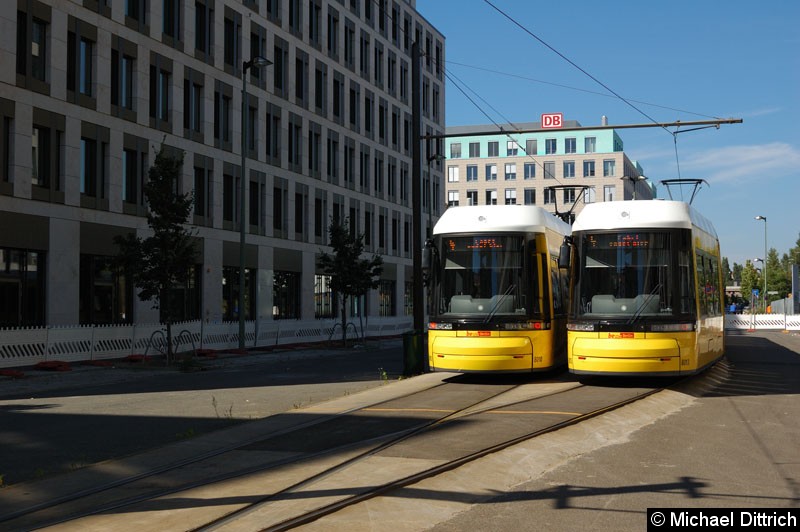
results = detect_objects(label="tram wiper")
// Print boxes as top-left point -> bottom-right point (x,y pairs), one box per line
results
485,284 -> 515,323
627,283 -> 662,324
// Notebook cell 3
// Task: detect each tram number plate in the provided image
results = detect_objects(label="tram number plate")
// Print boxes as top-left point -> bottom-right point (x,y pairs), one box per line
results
466,331 -> 492,337
607,332 -> 635,339
534,356 -> 543,363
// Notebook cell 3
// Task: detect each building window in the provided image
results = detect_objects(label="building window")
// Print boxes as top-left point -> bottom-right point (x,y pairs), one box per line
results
488,141 -> 499,157
506,140 -> 518,156
223,9 -> 241,74
327,6 -> 339,59
214,81 -> 233,151
544,188 -> 556,205
17,3 -> 51,93
449,143 -> 462,159
30,109 -> 65,203
274,36 -> 289,98
585,186 -> 596,204
263,103 -> 280,166
563,161 -> 575,178
162,0 -> 181,45
122,135 -> 147,212
447,190 -> 459,207
525,138 -> 537,155
315,274 -> 336,318
149,54 -> 173,131
0,248 -> 46,326
485,189 -> 497,205
565,137 -> 576,154
583,160 -> 596,177
466,165 -> 478,181
524,162 -> 536,179
222,266 -> 255,321
504,163 -> 516,180
379,280 -> 396,316
67,19 -> 98,108
466,190 -> 478,205
485,163 -> 497,181
111,40 -> 136,120
563,187 -> 576,204
309,0 -> 322,47
79,255 -> 133,325
504,188 -> 517,205
603,159 -> 616,177
604,184 -> 616,201
195,0 -> 214,60
544,161 -> 555,179
447,165 -> 459,183
193,155 -> 213,226
585,136 -> 596,153
469,142 -> 480,157
524,188 -> 535,205
273,178 -> 289,236
545,138 -> 557,155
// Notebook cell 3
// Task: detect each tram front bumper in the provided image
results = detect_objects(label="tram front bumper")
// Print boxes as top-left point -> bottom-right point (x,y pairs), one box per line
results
430,335 -> 533,373
569,337 -> 681,376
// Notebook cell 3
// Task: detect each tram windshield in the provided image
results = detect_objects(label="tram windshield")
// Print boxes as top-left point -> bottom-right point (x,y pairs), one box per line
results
434,235 -> 539,319
573,230 -> 694,319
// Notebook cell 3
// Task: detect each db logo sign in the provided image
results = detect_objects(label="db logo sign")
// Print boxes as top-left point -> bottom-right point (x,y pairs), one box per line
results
541,113 -> 563,129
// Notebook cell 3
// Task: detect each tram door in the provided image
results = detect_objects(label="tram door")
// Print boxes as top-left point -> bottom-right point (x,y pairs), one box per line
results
0,279 -> 21,327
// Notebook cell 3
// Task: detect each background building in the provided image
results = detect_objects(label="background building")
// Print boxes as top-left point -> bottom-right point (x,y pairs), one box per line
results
0,0 -> 444,328
442,119 -> 652,220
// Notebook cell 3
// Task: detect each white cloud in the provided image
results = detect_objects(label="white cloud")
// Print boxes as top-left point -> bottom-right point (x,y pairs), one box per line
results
682,143 -> 800,183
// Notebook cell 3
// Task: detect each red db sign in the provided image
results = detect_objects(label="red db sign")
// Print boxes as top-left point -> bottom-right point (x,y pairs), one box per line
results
541,113 -> 563,129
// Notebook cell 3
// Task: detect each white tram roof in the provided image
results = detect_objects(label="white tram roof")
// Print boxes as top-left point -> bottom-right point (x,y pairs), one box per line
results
433,205 -> 571,237
571,200 -> 718,238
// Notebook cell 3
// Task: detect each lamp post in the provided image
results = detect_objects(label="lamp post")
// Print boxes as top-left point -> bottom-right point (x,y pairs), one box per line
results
239,55 -> 271,350
426,154 -> 445,237
755,215 -> 767,311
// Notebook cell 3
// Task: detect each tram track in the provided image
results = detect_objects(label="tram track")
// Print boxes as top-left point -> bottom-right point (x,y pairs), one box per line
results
200,382 -> 662,531
3,375 -> 672,532
4,379 -> 554,531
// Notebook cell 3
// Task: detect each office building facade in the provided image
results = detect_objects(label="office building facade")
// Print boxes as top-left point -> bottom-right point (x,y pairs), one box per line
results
442,120 -> 651,220
0,0 -> 445,328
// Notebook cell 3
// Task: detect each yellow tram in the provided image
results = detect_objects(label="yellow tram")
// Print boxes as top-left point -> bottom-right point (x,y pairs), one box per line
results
425,205 -> 572,373
562,200 -> 725,376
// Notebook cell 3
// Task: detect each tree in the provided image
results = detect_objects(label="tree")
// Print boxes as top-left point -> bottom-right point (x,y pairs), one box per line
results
317,216 -> 384,346
114,145 -> 198,362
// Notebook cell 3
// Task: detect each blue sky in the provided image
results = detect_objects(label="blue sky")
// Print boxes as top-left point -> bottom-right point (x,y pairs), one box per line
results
418,0 -> 799,267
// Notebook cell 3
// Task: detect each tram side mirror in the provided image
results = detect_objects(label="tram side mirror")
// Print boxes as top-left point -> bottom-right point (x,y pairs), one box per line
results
422,239 -> 433,286
558,239 -> 572,270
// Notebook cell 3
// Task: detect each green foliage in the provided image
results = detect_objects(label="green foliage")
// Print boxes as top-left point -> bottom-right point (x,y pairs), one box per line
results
114,145 -> 198,359
318,216 -> 383,344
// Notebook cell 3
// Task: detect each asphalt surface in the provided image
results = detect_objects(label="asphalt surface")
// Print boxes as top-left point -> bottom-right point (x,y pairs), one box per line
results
0,338 -> 406,487
1,330 -> 798,532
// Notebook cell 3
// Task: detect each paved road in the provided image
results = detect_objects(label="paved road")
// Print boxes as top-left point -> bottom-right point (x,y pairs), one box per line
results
0,339 -> 405,487
1,331 -> 798,532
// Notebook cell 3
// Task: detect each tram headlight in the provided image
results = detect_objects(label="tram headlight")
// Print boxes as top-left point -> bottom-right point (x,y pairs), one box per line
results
567,322 -> 596,332
428,322 -> 453,330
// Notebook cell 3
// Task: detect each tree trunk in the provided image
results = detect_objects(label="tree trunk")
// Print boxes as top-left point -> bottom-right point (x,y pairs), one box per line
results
340,294 -> 348,346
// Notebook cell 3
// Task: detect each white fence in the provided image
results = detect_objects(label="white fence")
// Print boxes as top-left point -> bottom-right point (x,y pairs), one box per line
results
0,317 -> 413,369
723,313 -> 800,331
2,315 -> 797,370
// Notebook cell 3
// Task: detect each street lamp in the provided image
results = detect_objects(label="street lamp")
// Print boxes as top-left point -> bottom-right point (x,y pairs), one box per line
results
755,215 -> 767,311
426,153 -> 445,237
239,55 -> 272,350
